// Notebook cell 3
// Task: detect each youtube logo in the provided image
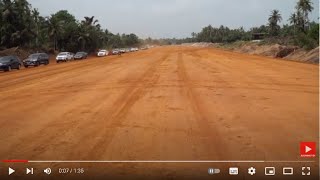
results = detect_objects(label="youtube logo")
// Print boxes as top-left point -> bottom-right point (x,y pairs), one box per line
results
300,142 -> 316,158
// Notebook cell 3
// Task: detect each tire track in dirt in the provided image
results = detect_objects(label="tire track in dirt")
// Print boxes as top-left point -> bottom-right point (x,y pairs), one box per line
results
0,51 -> 154,101
192,49 -> 317,91
0,53 -> 156,158
0,51 -> 151,89
176,52 -> 226,159
86,53 -> 170,160
181,50 -> 267,160
186,50 -> 316,94
0,65 -> 131,158
0,61 -> 125,104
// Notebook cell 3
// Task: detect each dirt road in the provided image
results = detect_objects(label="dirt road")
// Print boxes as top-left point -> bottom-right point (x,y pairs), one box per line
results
0,46 -> 318,179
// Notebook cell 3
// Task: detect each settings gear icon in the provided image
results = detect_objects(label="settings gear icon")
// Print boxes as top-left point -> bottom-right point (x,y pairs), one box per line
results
248,167 -> 256,175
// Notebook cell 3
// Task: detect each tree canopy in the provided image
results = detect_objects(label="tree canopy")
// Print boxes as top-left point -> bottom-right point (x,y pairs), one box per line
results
0,0 -> 141,52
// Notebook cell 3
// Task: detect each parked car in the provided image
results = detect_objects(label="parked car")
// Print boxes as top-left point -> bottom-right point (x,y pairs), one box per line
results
74,52 -> 88,60
130,47 -> 139,52
23,53 -> 49,68
0,56 -> 21,72
119,49 -> 126,53
112,49 -> 120,55
97,50 -> 108,57
56,52 -> 73,63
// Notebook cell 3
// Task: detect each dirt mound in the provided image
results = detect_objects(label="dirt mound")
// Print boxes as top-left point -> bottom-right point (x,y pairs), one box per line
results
284,47 -> 319,63
0,47 -> 30,60
182,42 -> 220,48
181,42 -> 318,63
275,47 -> 298,58
225,42 -> 318,63
235,44 -> 297,58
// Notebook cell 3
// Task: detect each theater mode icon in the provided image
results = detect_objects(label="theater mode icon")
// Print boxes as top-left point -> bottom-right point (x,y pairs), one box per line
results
300,142 -> 316,158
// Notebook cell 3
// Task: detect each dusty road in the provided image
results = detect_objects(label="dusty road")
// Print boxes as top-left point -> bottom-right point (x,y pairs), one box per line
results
0,46 -> 318,178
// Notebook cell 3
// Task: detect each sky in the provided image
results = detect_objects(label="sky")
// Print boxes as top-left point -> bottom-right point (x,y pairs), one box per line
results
29,0 -> 319,39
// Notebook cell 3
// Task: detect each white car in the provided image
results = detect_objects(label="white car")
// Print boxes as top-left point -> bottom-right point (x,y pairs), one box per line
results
112,49 -> 120,55
130,47 -> 139,52
56,52 -> 73,63
97,50 -> 108,57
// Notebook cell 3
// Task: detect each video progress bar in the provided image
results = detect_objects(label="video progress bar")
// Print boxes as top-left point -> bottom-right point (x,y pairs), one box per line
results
26,160 -> 316,163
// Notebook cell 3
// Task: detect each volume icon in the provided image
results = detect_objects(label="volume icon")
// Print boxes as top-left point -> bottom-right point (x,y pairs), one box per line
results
43,168 -> 52,175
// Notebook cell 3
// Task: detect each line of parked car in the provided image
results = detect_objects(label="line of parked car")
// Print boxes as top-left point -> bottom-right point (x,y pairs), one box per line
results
0,46 -> 149,72
0,51 -> 88,72
56,52 -> 88,63
97,47 -> 143,56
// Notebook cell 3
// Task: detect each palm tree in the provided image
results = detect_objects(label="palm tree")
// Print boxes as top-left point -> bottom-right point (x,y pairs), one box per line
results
82,16 -> 99,27
46,16 -> 63,51
32,9 -> 40,48
191,32 -> 196,42
268,10 -> 282,36
77,26 -> 90,51
296,0 -> 314,30
289,13 -> 298,36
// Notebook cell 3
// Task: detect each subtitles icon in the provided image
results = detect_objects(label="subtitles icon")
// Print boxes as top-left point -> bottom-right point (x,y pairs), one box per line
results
229,167 -> 239,175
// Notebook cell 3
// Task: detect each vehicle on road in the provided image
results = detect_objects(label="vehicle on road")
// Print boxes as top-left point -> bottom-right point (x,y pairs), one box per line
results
0,56 -> 22,72
119,49 -> 126,54
112,49 -> 120,55
56,52 -> 73,63
125,48 -> 130,53
74,52 -> 88,60
97,50 -> 108,57
23,53 -> 49,68
130,47 -> 139,52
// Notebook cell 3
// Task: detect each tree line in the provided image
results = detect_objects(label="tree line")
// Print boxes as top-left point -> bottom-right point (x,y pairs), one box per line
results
0,0 -> 140,53
160,0 -> 319,50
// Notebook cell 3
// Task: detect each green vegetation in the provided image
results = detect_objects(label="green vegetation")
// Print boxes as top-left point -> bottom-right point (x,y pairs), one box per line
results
0,0 -> 140,52
0,0 -> 318,52
268,10 -> 282,36
159,0 -> 318,50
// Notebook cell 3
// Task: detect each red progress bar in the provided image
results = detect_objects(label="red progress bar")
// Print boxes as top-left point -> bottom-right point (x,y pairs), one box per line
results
2,160 -> 28,163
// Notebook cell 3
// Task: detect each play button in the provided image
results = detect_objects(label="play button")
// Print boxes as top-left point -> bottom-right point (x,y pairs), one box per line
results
305,146 -> 312,153
9,167 -> 15,175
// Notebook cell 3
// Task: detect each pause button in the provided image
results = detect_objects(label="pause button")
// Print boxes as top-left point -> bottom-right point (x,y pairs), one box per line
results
208,168 -> 220,175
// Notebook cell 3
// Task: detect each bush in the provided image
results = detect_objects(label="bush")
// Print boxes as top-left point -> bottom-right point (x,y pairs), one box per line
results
308,23 -> 319,44
295,33 -> 318,50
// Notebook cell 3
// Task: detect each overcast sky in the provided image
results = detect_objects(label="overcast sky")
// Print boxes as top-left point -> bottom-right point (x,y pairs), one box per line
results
29,0 -> 319,39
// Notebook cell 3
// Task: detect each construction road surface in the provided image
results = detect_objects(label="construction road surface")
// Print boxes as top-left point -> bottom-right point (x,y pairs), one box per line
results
0,46 -> 318,179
